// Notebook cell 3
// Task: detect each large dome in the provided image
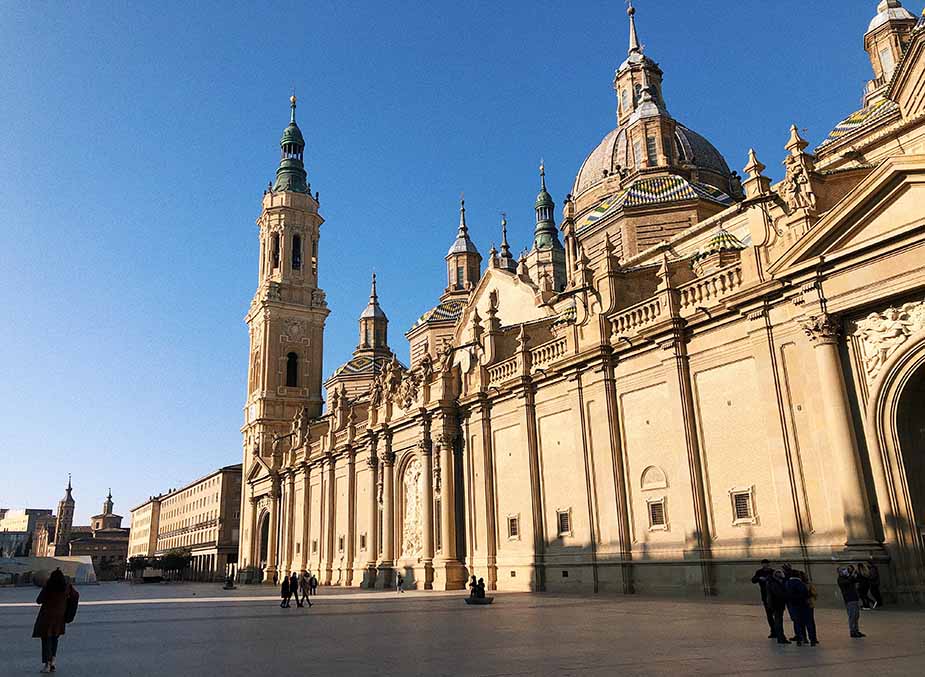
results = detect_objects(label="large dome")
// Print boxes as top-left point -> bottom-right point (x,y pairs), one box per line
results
572,123 -> 732,198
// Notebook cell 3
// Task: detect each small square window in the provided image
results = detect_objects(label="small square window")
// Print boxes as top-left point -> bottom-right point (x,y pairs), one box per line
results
507,515 -> 520,540
360,533 -> 367,551
556,509 -> 572,536
730,487 -> 758,525
647,498 -> 668,531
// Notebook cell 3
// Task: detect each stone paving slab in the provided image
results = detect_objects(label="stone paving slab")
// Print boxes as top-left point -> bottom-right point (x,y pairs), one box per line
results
1,583 -> 923,676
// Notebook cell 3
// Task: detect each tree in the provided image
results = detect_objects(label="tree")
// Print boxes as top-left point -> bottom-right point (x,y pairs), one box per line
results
159,549 -> 192,580
127,555 -> 149,576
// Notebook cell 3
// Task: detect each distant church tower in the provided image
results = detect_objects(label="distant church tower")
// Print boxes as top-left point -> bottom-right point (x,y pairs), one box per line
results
242,95 -> 329,465
53,475 -> 75,556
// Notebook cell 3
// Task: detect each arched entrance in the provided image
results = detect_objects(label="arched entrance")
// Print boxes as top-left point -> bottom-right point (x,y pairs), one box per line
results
258,512 -> 270,568
896,365 -> 925,554
865,331 -> 925,600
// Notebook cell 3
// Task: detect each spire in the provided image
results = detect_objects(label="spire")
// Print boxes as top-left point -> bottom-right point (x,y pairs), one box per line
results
273,94 -> 310,194
103,489 -> 114,515
499,212 -> 517,272
360,272 -> 387,320
627,1 -> 641,55
61,474 -> 74,505
447,195 -> 480,256
534,162 -> 561,250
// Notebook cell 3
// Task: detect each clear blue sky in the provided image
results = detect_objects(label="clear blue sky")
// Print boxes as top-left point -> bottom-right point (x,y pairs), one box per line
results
0,1 -> 909,523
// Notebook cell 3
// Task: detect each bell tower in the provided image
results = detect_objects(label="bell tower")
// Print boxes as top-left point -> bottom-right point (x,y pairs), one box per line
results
53,475 -> 75,556
242,95 -> 329,467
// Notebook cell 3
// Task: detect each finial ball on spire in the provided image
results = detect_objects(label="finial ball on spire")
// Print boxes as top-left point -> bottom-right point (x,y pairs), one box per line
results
627,1 -> 635,17
290,95 -> 297,106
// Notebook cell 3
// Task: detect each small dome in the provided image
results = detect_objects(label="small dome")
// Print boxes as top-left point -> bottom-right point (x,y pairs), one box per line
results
572,123 -> 732,198
281,122 -> 304,147
694,227 -> 745,260
868,1 -> 915,33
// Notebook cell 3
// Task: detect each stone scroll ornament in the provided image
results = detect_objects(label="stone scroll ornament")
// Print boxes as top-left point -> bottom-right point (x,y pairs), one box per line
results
401,457 -> 424,560
854,301 -> 925,384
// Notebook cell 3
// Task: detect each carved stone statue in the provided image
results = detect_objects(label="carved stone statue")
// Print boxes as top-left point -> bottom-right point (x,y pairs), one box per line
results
386,355 -> 402,394
782,155 -> 817,212
419,353 -> 434,384
854,301 -> 925,382
438,343 -> 454,374
329,386 -> 341,413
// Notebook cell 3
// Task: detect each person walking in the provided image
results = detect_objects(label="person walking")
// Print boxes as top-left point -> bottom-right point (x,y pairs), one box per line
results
396,573 -> 404,593
309,573 -> 318,596
280,574 -> 291,608
767,570 -> 790,644
750,559 -> 776,638
33,568 -> 79,673
299,572 -> 313,607
837,566 -> 865,638
290,572 -> 302,608
867,561 -> 883,609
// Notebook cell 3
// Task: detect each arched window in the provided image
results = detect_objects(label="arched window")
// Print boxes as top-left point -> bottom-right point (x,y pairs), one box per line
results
286,352 -> 299,387
271,234 -> 280,270
620,88 -> 628,112
634,83 -> 643,104
456,265 -> 465,288
641,465 -> 668,491
292,234 -> 302,270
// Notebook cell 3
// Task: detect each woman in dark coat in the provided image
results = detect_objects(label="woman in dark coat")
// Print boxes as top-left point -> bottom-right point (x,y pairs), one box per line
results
33,568 -> 78,673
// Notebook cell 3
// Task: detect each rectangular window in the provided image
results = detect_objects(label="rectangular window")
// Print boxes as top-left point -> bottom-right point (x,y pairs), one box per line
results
311,539 -> 318,553
507,515 -> 519,540
734,492 -> 752,520
360,533 -> 367,551
646,136 -> 658,166
633,139 -> 643,168
730,487 -> 757,525
647,498 -> 667,530
456,266 -> 465,287
338,536 -> 345,552
556,509 -> 572,536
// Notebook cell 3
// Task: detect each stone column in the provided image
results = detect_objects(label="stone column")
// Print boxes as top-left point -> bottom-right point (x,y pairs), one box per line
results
286,471 -> 296,574
324,454 -> 336,584
248,496 -> 258,568
801,314 -> 877,546
365,442 -> 379,587
265,478 -> 280,581
379,433 -> 396,586
438,433 -> 457,563
345,447 -> 356,586
420,439 -> 435,589
300,463 -> 310,572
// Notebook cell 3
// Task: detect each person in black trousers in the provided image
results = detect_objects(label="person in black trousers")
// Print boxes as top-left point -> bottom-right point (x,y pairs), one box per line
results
290,572 -> 302,608
751,560 -> 776,638
767,570 -> 790,644
785,570 -> 812,646
280,576 -> 291,608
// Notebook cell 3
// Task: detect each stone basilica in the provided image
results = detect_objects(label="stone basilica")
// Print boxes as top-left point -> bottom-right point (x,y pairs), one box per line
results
240,2 -> 925,601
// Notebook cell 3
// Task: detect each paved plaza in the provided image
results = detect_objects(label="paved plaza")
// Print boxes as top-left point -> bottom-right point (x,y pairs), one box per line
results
1,583 -> 924,676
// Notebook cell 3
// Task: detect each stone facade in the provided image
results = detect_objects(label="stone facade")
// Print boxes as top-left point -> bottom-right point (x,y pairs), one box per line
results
129,464 -> 243,580
240,3 -> 925,602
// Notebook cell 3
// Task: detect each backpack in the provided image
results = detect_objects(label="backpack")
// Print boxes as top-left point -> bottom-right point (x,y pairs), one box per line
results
65,586 -> 80,624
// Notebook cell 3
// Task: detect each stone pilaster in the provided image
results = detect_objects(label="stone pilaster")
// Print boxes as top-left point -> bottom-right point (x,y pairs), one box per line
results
800,314 -> 878,547
378,432 -> 396,587
420,438 -> 435,589
364,437 -> 379,588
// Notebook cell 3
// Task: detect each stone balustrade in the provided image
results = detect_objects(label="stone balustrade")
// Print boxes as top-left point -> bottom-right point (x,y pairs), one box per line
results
611,297 -> 664,338
530,336 -> 568,373
487,355 -> 520,388
679,264 -> 743,313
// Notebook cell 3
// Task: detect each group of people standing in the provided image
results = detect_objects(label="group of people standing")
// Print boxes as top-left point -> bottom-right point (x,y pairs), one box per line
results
752,559 -> 883,644
468,576 -> 487,599
280,570 -> 317,608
